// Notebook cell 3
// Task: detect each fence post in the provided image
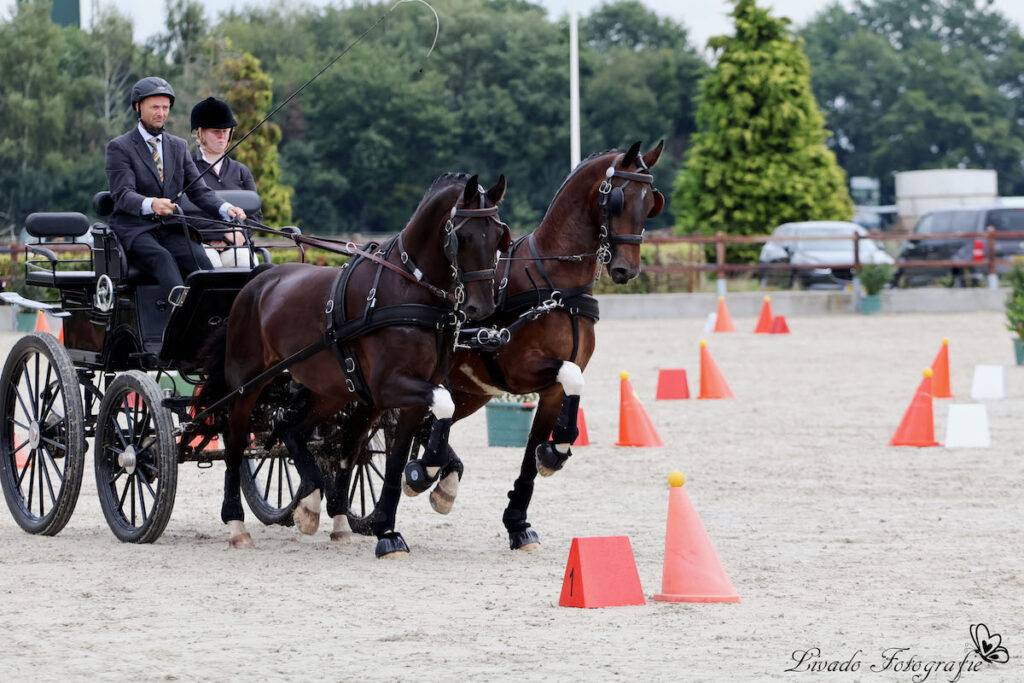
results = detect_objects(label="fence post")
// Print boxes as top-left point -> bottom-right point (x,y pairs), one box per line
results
851,231 -> 862,306
986,227 -> 998,289
715,231 -> 726,296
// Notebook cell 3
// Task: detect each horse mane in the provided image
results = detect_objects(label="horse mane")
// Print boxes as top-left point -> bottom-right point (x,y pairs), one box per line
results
405,172 -> 472,229
543,148 -> 620,219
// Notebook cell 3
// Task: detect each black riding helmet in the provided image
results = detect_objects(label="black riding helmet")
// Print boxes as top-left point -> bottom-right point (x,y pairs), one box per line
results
191,97 -> 238,130
130,76 -> 175,110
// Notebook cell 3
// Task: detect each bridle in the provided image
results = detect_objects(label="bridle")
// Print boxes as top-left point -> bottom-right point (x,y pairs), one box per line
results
397,188 -> 510,307
595,157 -> 658,265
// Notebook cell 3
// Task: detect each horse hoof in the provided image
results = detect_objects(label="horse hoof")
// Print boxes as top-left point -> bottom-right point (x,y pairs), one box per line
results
375,532 -> 410,559
293,504 -> 320,535
402,460 -> 435,497
509,527 -> 541,551
228,532 -> 255,549
536,460 -> 557,478
535,443 -> 569,478
329,531 -> 348,543
429,487 -> 454,515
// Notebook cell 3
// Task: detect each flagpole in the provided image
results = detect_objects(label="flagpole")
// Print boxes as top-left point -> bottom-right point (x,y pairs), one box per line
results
569,1 -> 581,170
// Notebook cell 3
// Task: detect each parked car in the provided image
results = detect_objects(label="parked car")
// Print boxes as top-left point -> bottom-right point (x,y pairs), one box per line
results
759,221 -> 894,289
894,207 -> 1024,287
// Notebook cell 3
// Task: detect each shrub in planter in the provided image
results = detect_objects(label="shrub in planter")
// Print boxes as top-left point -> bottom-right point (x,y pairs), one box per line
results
857,263 -> 892,314
485,392 -> 538,447
1004,265 -> 1024,364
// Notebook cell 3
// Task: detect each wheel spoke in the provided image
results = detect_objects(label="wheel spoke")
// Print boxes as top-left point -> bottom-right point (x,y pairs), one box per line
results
21,363 -> 38,420
276,457 -> 283,508
37,366 -> 55,420
136,475 -> 148,522
26,449 -> 36,512
117,475 -> 131,513
348,469 -> 359,509
12,437 -> 30,455
12,418 -> 31,431
13,387 -> 33,422
252,456 -> 268,479
262,457 -> 275,501
38,448 -> 57,507
39,435 -> 66,452
32,353 -> 41,419
40,447 -> 64,483
38,443 -> 46,517
109,412 -> 130,450
283,460 -> 295,499
368,459 -> 385,480
358,467 -> 366,515
366,464 -> 378,505
109,467 -> 126,486
138,473 -> 157,498
130,475 -> 136,526
16,449 -> 35,488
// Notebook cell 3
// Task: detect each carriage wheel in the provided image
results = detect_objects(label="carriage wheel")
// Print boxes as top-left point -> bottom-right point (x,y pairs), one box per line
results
94,371 -> 177,543
346,410 -> 398,536
240,446 -> 298,527
0,332 -> 86,535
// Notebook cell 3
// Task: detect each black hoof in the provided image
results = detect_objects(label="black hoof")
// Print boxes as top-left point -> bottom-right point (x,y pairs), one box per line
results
535,442 -> 571,477
402,460 -> 438,496
509,527 -> 541,550
375,532 -> 410,558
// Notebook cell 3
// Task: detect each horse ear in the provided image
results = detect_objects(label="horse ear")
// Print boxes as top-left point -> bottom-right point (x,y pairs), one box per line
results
622,140 -> 642,168
462,174 -> 480,206
487,174 -> 507,204
642,140 -> 664,169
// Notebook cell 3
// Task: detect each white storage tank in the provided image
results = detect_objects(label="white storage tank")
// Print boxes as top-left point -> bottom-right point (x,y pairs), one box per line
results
895,169 -> 997,230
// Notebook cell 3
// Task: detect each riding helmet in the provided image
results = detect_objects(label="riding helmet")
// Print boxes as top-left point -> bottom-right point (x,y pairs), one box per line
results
130,76 -> 176,109
191,97 -> 238,130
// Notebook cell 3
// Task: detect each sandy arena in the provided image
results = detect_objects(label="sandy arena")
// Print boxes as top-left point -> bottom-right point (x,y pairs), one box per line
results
1,311 -> 1021,680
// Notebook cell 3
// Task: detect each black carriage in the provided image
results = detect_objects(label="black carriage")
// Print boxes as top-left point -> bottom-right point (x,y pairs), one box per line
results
0,191 -> 388,542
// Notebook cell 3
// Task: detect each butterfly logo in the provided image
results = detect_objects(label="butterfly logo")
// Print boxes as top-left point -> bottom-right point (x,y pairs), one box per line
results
970,623 -> 1009,664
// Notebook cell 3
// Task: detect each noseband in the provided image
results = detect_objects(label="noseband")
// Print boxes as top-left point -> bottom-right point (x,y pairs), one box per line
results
596,161 -> 655,264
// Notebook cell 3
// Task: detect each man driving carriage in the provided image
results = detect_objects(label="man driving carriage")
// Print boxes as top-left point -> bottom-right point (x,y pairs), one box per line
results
105,77 -> 247,305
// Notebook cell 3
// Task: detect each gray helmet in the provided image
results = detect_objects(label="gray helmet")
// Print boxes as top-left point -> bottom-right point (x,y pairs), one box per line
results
130,76 -> 176,109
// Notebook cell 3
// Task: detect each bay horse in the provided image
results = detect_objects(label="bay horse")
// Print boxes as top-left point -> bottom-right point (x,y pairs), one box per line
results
200,173 -> 509,557
341,141 -> 664,551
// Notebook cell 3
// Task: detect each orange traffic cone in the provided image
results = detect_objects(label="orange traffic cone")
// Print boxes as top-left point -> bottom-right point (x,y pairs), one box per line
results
698,340 -> 734,399
653,472 -> 740,603
14,427 -> 29,469
558,536 -> 646,608
57,324 -> 64,344
616,371 -> 663,447
655,369 -> 690,400
930,338 -> 951,398
34,311 -> 50,334
770,315 -> 790,334
754,296 -> 773,333
891,369 -> 939,447
574,408 -> 590,446
713,296 -> 735,333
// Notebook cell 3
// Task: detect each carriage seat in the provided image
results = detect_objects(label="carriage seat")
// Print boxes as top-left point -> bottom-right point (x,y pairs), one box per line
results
25,269 -> 96,288
23,212 -> 95,287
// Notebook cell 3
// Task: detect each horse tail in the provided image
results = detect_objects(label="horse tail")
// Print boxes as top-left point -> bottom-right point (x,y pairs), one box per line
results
195,324 -> 230,410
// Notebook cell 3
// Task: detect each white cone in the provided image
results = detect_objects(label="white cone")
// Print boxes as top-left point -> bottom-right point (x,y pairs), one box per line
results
944,404 -> 991,448
970,365 -> 1006,400
703,312 -> 717,333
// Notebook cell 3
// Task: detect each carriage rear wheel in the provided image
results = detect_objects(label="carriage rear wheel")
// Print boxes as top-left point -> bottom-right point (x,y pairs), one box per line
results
94,371 -> 177,543
240,446 -> 298,527
346,411 -> 398,536
0,332 -> 86,535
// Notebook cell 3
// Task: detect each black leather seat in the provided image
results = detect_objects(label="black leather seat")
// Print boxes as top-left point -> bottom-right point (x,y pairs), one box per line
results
25,270 -> 96,288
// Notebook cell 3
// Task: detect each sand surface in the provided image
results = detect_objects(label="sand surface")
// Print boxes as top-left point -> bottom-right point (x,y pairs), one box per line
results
1,312 -> 1021,680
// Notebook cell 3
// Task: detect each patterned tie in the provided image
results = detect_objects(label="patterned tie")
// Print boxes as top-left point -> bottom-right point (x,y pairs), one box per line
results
147,137 -> 164,183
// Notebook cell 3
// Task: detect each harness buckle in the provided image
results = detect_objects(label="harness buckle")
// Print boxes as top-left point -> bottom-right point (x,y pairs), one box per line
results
598,179 -> 612,195
325,299 -> 335,315
366,288 -> 377,308
344,357 -> 356,374
400,251 -> 409,265
499,277 -> 508,290
345,378 -> 356,394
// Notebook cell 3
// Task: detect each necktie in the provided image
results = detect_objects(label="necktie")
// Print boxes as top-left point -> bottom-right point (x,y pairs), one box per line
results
147,137 -> 164,183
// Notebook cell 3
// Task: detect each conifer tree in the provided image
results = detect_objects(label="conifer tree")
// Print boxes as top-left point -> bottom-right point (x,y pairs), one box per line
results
673,0 -> 852,250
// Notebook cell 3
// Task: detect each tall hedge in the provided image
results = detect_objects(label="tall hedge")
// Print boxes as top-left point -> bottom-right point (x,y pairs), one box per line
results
673,0 -> 852,250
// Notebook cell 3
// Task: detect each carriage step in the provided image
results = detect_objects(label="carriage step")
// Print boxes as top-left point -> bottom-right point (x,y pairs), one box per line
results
0,291 -> 70,316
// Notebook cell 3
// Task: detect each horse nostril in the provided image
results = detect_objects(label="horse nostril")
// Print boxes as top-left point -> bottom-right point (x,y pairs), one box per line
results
465,303 -> 479,318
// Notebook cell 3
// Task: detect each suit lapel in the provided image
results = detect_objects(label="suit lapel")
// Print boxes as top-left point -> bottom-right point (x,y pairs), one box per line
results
131,130 -> 162,187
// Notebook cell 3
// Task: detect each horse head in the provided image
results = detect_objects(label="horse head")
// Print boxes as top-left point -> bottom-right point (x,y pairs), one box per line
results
597,140 -> 665,284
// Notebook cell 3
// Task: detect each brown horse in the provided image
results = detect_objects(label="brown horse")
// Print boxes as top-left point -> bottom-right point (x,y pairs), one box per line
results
395,141 -> 664,550
201,173 -> 509,557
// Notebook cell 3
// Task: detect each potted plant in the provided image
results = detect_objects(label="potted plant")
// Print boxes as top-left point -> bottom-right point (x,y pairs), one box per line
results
485,392 -> 538,447
1005,264 -> 1024,364
857,264 -> 893,314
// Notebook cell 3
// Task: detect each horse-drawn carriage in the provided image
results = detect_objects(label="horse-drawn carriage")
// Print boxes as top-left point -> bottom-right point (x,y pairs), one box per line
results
0,189 -> 386,543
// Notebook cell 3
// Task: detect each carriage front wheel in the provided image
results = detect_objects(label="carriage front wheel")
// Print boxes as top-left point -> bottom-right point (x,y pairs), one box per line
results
0,332 -> 86,535
94,371 -> 177,543
240,446 -> 298,527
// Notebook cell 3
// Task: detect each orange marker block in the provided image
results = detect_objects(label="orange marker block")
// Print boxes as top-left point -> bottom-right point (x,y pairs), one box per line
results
573,408 -> 590,446
930,338 -> 952,398
770,315 -> 790,334
713,297 -> 736,333
654,472 -> 740,603
698,340 -> 734,399
754,296 -> 774,334
655,369 -> 690,400
616,372 -> 663,447
891,369 -> 939,447
558,536 -> 646,608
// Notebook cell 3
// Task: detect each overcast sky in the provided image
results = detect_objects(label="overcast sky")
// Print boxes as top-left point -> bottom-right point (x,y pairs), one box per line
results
6,0 -> 1024,49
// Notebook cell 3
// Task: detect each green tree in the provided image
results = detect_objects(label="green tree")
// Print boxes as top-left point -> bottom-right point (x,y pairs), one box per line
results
674,0 -> 852,252
217,51 -> 293,225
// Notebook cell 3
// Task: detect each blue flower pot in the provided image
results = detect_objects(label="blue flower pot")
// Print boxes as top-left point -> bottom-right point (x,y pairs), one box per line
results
1013,337 -> 1024,366
858,294 -> 882,314
485,401 -> 535,447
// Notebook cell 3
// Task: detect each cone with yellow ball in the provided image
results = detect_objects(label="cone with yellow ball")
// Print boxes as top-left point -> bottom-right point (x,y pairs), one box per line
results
890,368 -> 940,447
713,296 -> 736,333
929,338 -> 952,398
754,295 -> 774,334
653,471 -> 740,603
615,370 -> 663,447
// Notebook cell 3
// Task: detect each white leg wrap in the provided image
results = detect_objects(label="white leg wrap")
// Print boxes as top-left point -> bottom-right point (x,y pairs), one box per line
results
557,362 -> 585,397
228,520 -> 246,536
332,515 -> 349,534
430,387 -> 456,419
300,489 -> 321,512
554,443 -> 571,454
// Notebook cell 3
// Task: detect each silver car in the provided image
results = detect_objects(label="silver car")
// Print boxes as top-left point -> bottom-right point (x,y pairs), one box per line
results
759,221 -> 894,289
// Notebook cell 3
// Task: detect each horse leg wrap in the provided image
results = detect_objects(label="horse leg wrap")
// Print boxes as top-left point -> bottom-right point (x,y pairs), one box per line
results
502,495 -> 540,550
429,447 -> 464,515
403,418 -> 452,496
536,394 -> 580,477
